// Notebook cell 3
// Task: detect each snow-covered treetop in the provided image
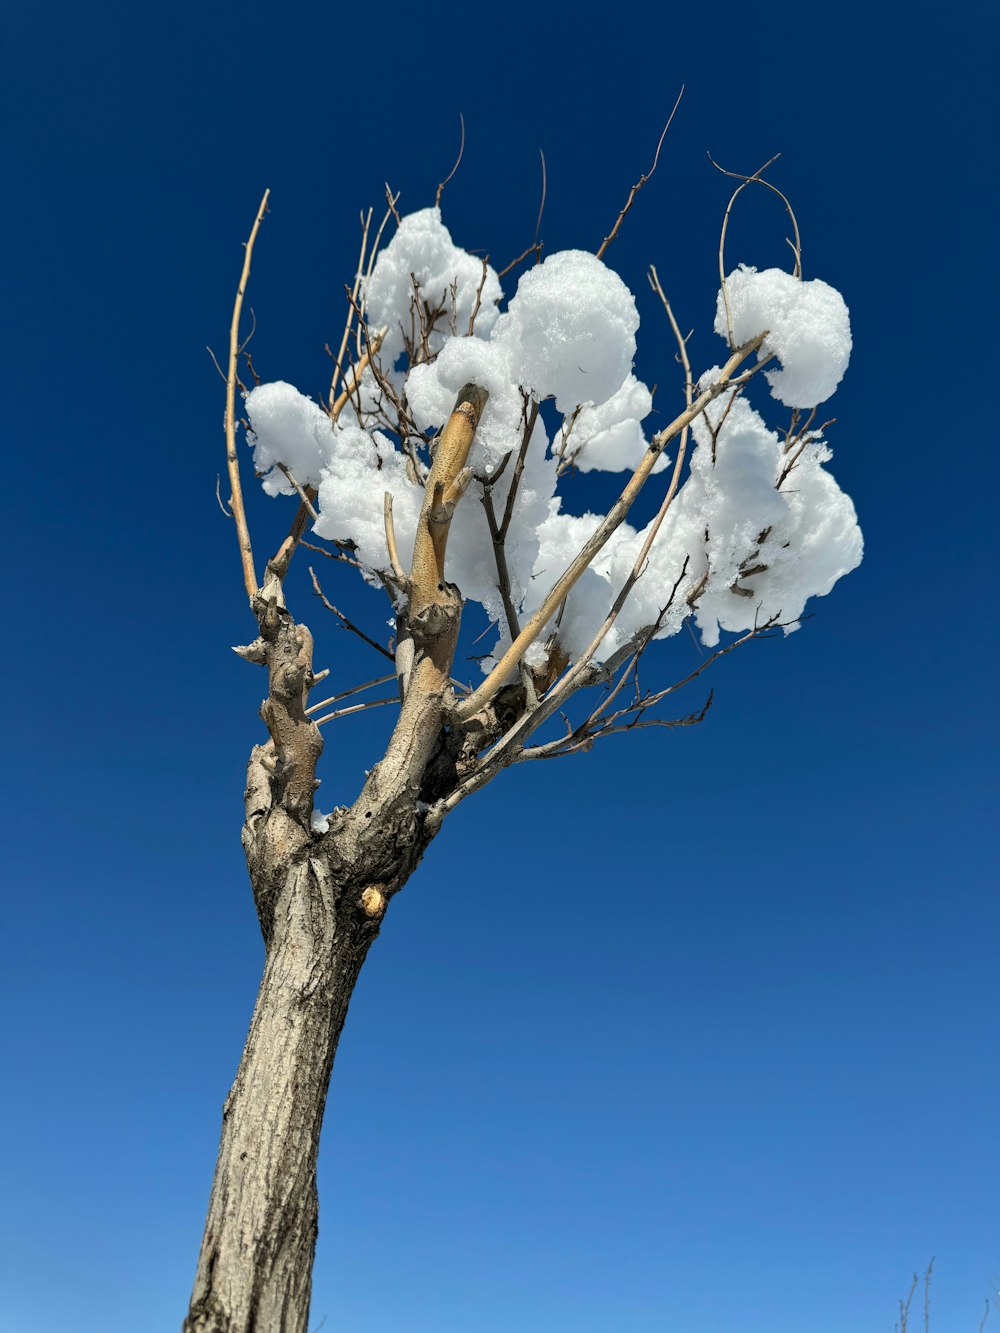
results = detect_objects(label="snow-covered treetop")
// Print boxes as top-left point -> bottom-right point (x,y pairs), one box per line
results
244,204 -> 861,677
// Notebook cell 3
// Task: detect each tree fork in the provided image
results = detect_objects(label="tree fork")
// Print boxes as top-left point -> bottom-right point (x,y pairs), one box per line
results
187,384 -> 492,1331
185,600 -> 429,1332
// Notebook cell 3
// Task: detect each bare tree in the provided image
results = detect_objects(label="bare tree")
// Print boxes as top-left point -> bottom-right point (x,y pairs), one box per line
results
185,136 -> 861,1332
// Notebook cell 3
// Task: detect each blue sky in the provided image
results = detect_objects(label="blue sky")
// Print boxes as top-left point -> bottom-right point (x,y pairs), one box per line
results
1,2 -> 997,1331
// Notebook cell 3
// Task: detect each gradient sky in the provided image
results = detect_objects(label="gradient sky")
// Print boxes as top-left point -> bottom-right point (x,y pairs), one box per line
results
2,3 -> 997,1331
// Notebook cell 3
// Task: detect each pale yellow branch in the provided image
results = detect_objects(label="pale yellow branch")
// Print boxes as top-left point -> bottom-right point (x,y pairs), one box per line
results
329,208 -> 372,405
356,191 -> 400,360
383,492 -> 407,585
269,485 -> 318,584
408,383 -> 488,616
226,189 -> 270,602
330,325 -> 387,421
312,695 -> 399,727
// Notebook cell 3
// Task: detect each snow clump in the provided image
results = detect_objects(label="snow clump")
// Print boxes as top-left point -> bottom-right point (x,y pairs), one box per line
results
494,250 -> 639,413
313,424 -> 422,573
717,266 -> 852,407
245,381 -> 335,495
363,207 -> 501,373
554,373 -> 668,474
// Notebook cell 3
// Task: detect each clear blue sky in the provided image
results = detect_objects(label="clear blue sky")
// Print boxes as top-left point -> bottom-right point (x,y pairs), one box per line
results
2,3 -> 997,1331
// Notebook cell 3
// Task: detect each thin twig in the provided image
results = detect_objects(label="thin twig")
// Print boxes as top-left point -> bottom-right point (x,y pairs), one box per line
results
924,1258 -> 934,1333
215,475 -> 233,517
466,256 -> 491,336
497,242 -> 543,281
364,190 -> 400,292
342,286 -> 413,441
583,562 -> 692,731
596,89 -> 684,261
435,113 -> 465,207
312,695 -> 399,727
709,151 -> 803,280
899,1271 -> 918,1333
268,485 -> 318,583
308,566 -> 395,662
497,150 -> 547,280
225,189 -> 269,602
207,346 -> 227,384
521,694 -> 712,760
299,537 -> 362,568
243,348 -> 262,388
274,464 -> 319,519
649,262 -> 694,489
329,325 -> 388,421
305,673 -> 396,715
481,485 -> 522,644
329,208 -> 372,403
497,397 -> 539,544
599,616 -> 785,720
534,148 -> 546,257
710,152 -> 804,347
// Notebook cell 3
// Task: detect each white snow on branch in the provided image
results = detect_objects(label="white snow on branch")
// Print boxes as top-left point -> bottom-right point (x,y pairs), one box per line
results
313,424 -> 421,574
554,374 -> 669,474
717,266 -> 852,408
494,250 -> 639,413
244,208 -> 862,671
405,337 -> 525,466
362,207 -> 502,372
245,381 -> 334,495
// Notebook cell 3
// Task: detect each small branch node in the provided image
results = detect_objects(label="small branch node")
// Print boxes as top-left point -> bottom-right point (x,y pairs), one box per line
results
233,639 -> 268,665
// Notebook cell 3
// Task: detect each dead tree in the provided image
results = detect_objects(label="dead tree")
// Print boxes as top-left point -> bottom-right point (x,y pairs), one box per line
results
185,137 -> 861,1332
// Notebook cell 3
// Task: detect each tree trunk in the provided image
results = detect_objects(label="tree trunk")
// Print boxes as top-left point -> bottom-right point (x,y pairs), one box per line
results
183,855 -> 379,1333
187,385 -> 498,1330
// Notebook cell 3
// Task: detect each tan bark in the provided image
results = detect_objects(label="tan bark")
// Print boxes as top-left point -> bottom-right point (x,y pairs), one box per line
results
183,859 -> 376,1333
187,385 -> 492,1332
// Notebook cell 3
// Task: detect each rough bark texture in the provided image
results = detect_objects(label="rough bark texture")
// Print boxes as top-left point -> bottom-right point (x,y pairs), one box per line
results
183,859 -> 377,1333
184,591 -> 442,1333
186,387 -> 502,1333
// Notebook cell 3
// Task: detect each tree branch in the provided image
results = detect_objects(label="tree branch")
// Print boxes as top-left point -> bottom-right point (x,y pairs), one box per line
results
226,189 -> 270,603
435,113 -> 465,207
596,88 -> 683,261
308,567 -> 395,662
457,334 -> 768,722
408,384 -> 489,620
383,493 -> 407,586
305,673 -> 396,716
